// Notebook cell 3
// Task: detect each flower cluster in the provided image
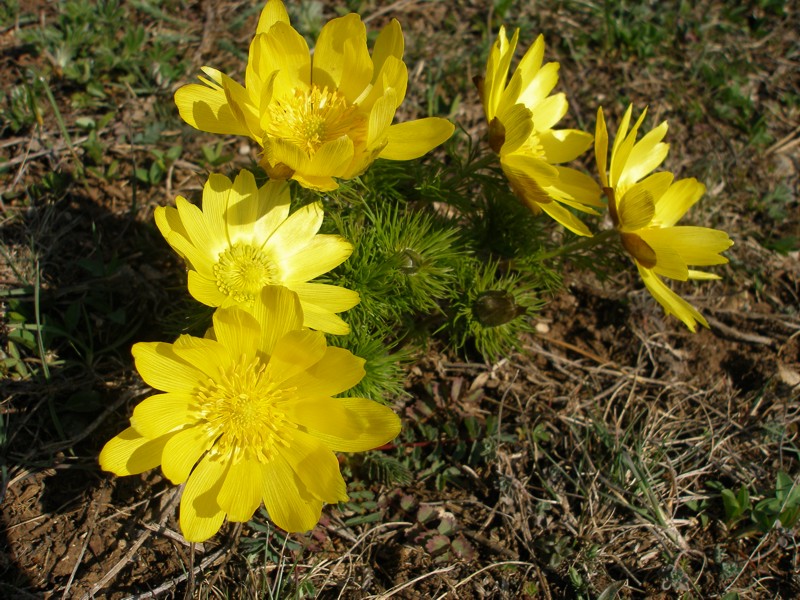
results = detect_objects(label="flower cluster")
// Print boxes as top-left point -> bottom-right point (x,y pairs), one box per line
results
476,27 -> 733,330
102,0 -> 736,546
175,0 -> 453,191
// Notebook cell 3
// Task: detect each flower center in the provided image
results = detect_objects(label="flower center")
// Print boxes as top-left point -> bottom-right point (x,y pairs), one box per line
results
195,356 -> 295,462
268,86 -> 363,155
214,242 -> 276,303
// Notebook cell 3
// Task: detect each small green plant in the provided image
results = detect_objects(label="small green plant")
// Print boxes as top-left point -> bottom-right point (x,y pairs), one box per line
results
134,145 -> 182,187
715,472 -> 800,534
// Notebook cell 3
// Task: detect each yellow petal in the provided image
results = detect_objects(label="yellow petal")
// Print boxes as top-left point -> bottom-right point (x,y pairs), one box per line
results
538,129 -> 593,164
312,14 -> 368,91
249,286 -> 304,356
495,104 -> 533,155
641,226 -> 733,267
617,180 -> 659,232
161,425 -> 214,484
99,427 -> 172,475
652,178 -> 706,227
132,341 -> 206,394
164,229 -> 214,277
188,270 -> 228,307
261,453 -> 323,532
372,19 -> 404,77
538,200 -> 593,237
258,22 -> 311,88
253,179 -> 292,242
174,82 -> 251,136
172,335 -> 232,377
637,264 -> 708,332
595,107 -> 609,189
688,269 -> 722,280
280,346 -> 365,397
154,205 -> 191,261
609,104 -> 637,187
266,329 -> 327,383
484,27 -> 519,120
217,457 -> 264,522
212,307 -> 261,359
306,136 -> 355,177
201,173 -> 233,245
367,89 -> 398,150
264,202 -> 324,259
298,306 -> 351,335
292,282 -> 360,312
279,235 -> 353,282
225,169 -> 261,245
516,60 -> 560,111
528,93 -> 568,132
287,397 -> 400,452
279,429 -> 347,503
176,196 -> 217,260
131,393 -> 195,439
618,121 -> 669,189
380,118 -> 455,160
256,0 -> 290,34
180,454 -> 228,542
546,165 -> 603,209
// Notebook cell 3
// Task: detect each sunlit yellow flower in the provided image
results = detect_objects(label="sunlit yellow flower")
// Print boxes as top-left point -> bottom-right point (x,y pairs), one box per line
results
100,286 -> 401,541
476,27 -> 602,236
155,169 -> 357,335
595,105 -> 733,331
174,0 -> 454,191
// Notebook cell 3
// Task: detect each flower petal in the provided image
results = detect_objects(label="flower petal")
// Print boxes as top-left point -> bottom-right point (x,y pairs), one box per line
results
256,0 -> 290,34
224,169 -> 262,245
266,329 -> 327,383
212,307 -> 261,359
131,393 -> 196,439
174,82 -> 251,136
641,226 -> 733,267
99,427 -> 172,476
217,457 -> 264,522
132,341 -> 206,394
380,118 -> 455,160
292,282 -> 360,312
248,286 -> 304,356
280,346 -> 366,397
637,264 -> 708,332
652,178 -> 706,228
279,429 -> 347,503
298,307 -> 351,335
180,454 -> 228,542
264,202 -> 324,258
538,200 -> 593,237
279,235 -> 353,282
161,425 -> 214,484
172,335 -> 232,377
538,128 -> 593,164
262,453 -> 323,532
595,107 -> 609,189
287,397 -> 400,452
188,270 -> 228,307
371,19 -> 404,80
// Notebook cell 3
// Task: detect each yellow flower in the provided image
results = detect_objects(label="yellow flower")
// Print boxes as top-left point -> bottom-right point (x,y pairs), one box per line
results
155,169 -> 358,335
100,286 -> 401,541
174,0 -> 454,191
476,27 -> 602,236
595,105 -> 734,331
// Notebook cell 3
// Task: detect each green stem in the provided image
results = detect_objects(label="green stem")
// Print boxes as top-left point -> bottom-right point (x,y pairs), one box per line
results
535,228 -> 617,262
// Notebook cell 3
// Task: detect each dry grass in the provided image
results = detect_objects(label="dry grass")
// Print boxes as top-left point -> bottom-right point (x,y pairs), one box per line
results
1,0 -> 799,598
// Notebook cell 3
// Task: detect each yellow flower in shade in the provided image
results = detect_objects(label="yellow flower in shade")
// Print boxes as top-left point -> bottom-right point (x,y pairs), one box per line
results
476,27 -> 602,236
155,169 -> 358,335
595,105 -> 734,331
99,286 -> 401,541
174,0 -> 454,191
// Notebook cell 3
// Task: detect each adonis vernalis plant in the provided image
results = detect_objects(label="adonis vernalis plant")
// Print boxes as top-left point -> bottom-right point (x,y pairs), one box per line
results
155,169 -> 358,334
174,0 -> 454,191
595,105 -> 734,331
476,26 -> 602,236
100,286 -> 401,541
